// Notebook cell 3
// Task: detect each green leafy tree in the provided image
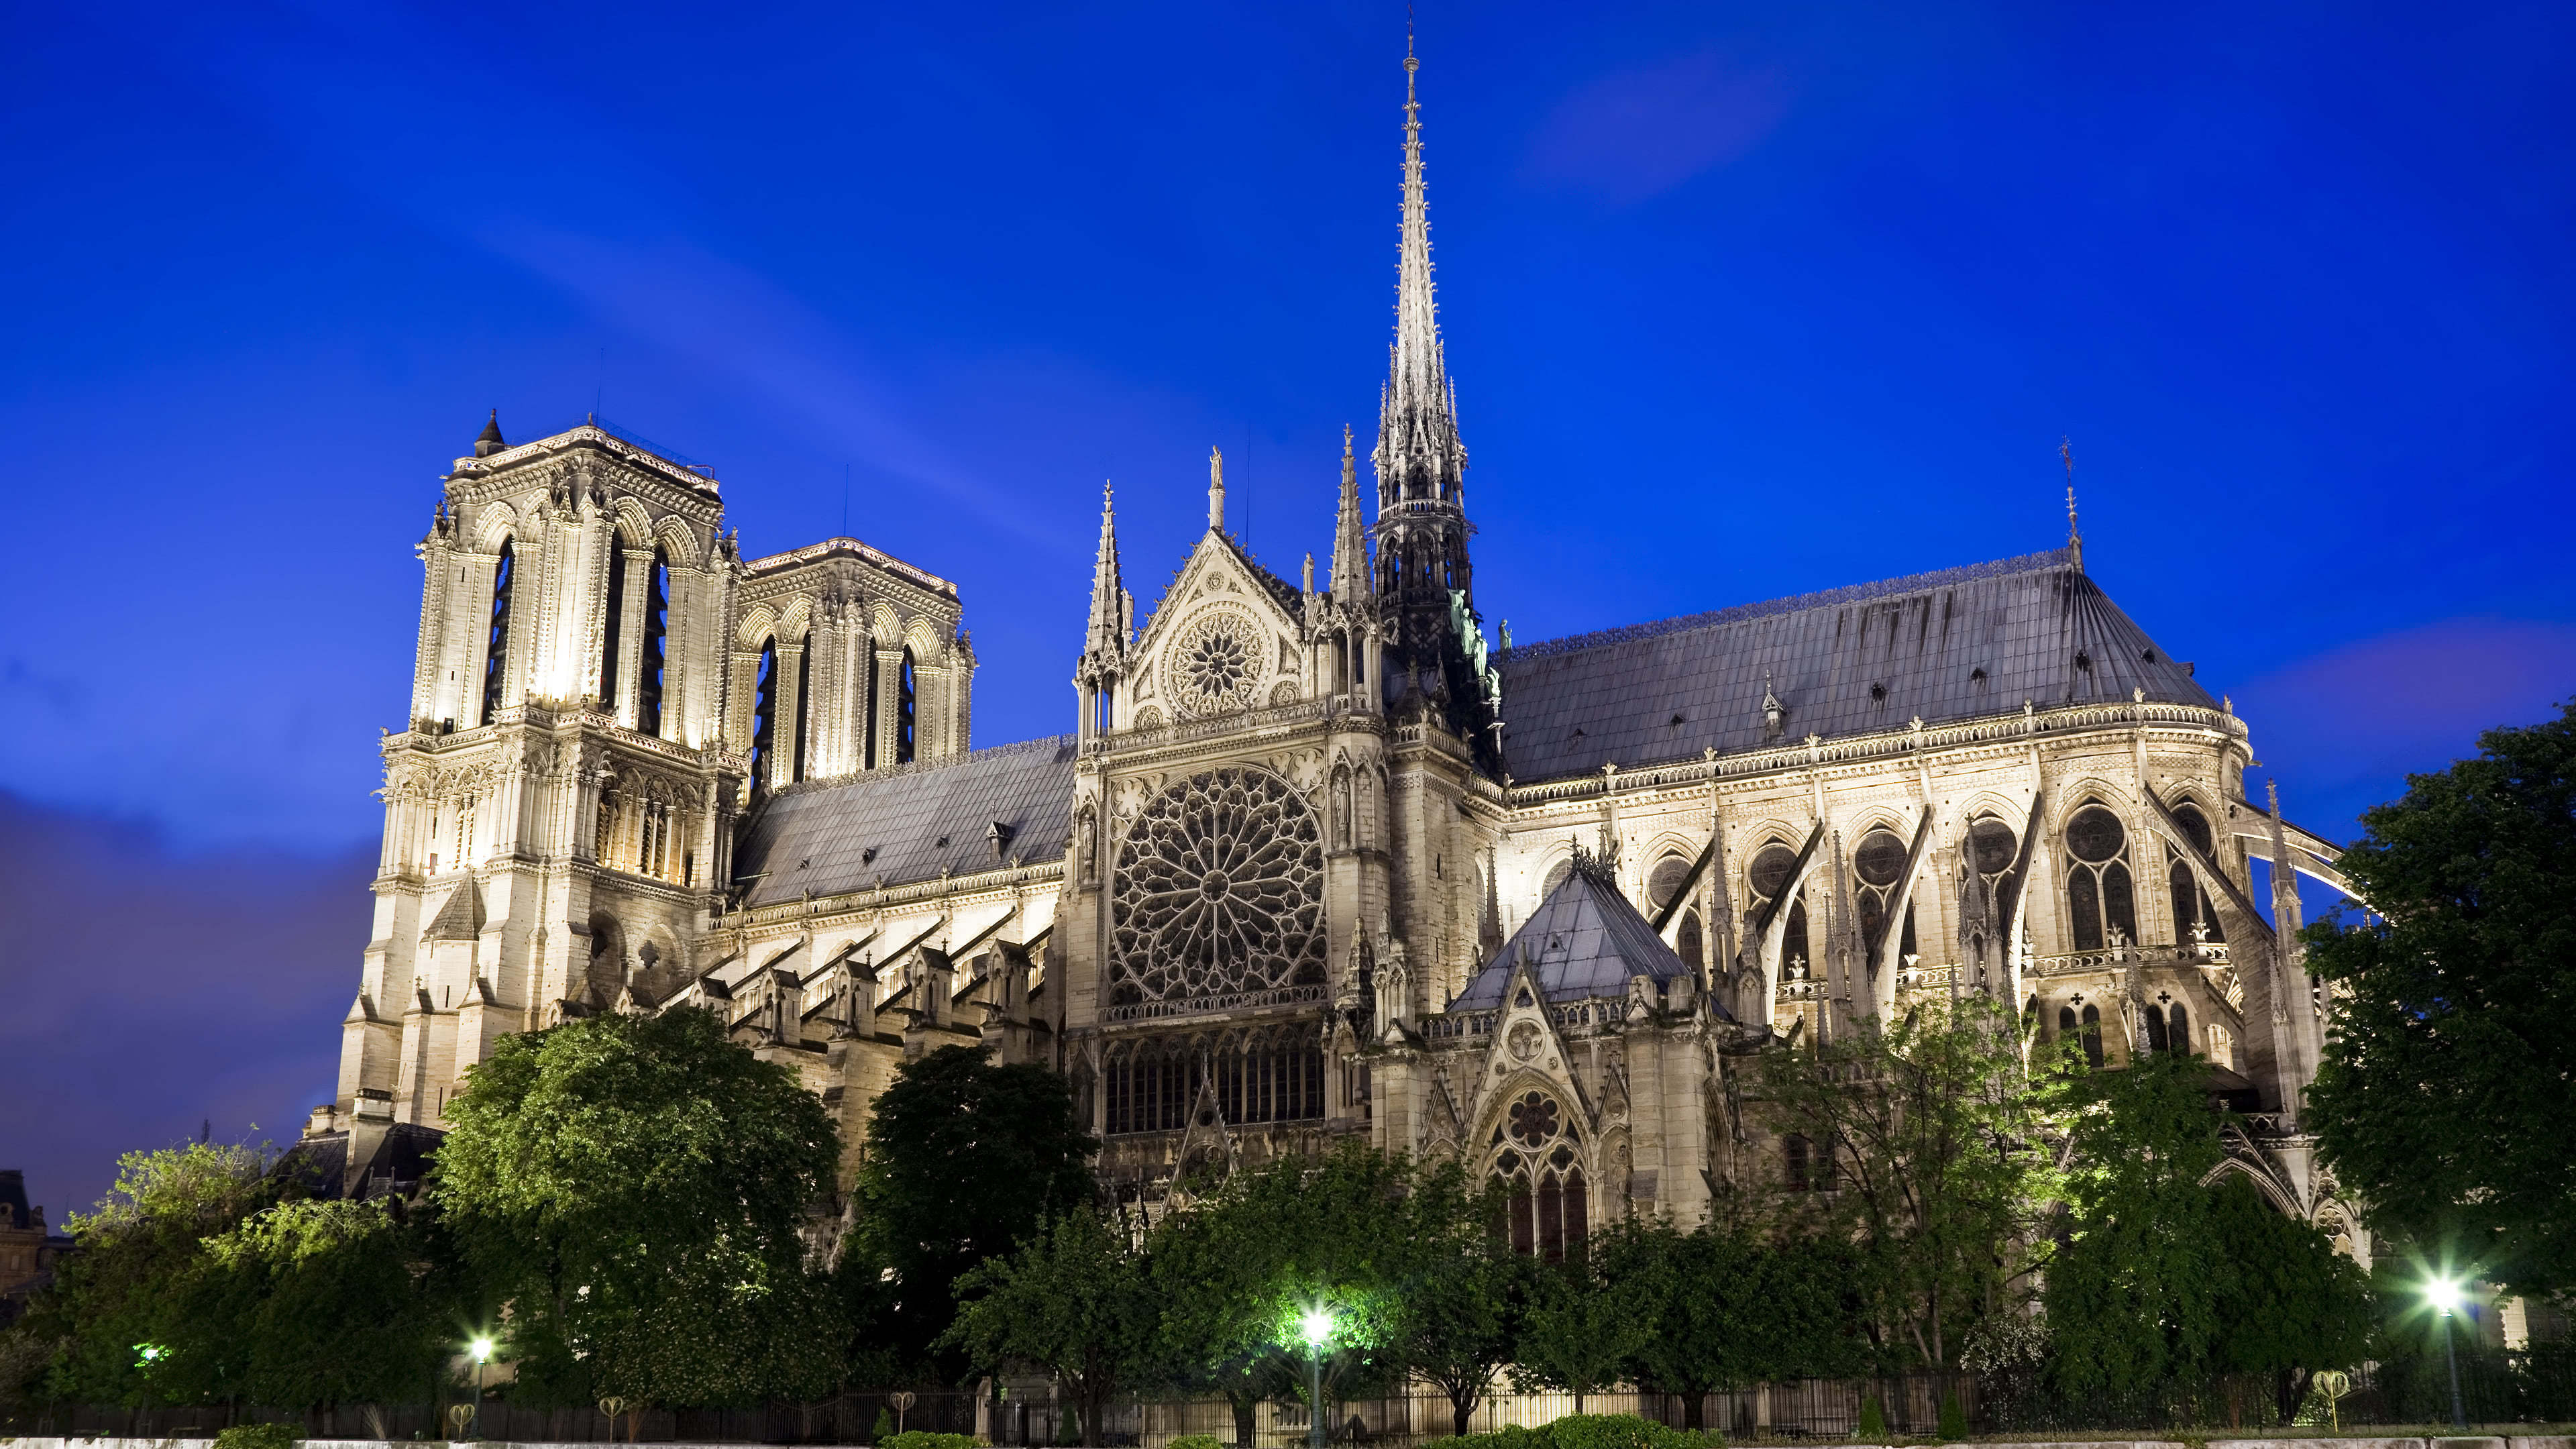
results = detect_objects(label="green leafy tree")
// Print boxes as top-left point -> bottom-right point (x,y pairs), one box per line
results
1752,994 -> 2067,1369
2046,1051 -> 2373,1415
948,1208 -> 1160,1444
2304,700 -> 2576,1297
2203,1177 -> 2375,1421
2043,1051 -> 2231,1391
1385,1161 -> 1524,1438
1151,1144 -> 1410,1444
840,1044 -> 1097,1382
201,1196 -> 464,1417
431,1007 -> 843,1409
19,1141 -> 277,1409
1603,1219 -> 1869,1428
1509,1244 -> 1654,1414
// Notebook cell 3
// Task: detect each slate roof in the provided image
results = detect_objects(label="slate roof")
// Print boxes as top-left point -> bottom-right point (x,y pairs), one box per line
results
1450,862 -> 1716,1013
732,735 -> 1079,905
1497,549 -> 2215,785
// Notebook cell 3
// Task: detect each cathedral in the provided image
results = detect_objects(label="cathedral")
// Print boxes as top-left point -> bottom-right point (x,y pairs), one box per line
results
311,49 -> 2365,1260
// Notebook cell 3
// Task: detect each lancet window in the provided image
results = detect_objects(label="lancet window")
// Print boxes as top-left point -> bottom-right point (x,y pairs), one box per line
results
749,640 -> 779,798
2165,802 -> 2226,945
2063,803 -> 2138,952
896,649 -> 918,763
2057,1002 -> 2106,1068
1491,1090 -> 1587,1261
480,540 -> 515,726
600,543 -> 627,712
1852,827 -> 1919,961
792,630 -> 812,784
2142,998 -> 2192,1055
638,545 -> 670,737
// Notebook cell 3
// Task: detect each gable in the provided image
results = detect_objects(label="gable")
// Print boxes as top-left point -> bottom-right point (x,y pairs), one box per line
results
1128,533 -> 1307,723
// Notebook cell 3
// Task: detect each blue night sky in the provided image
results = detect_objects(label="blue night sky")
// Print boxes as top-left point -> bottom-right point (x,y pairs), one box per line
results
3,2 -> 2571,1220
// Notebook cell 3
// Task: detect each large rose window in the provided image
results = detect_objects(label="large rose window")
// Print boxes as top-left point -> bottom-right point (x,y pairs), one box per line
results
1165,607 -> 1267,717
1110,768 -> 1326,1012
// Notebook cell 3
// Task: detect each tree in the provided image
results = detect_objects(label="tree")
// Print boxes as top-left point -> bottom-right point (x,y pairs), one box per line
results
1603,1219 -> 1870,1428
1151,1144 -> 1409,1446
19,1141 -> 278,1409
2042,1051 -> 2233,1392
1751,994 -> 2067,1370
431,1007 -> 843,1409
2203,1178 -> 2375,1422
2045,1051 -> 2373,1415
1383,1161 -> 1523,1438
201,1196 -> 465,1422
2304,700 -> 2576,1298
1507,1242 -> 1654,1414
841,1044 -> 1097,1381
948,1209 -> 1160,1444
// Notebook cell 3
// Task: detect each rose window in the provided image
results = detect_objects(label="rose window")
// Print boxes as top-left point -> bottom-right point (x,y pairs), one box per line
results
1110,767 -> 1325,1010
1508,1091 -> 1560,1147
1167,608 -> 1267,716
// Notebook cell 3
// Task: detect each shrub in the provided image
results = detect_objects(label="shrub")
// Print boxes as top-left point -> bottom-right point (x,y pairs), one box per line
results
1426,1415 -> 1723,1449
872,1407 -> 896,1442
1937,1391 -> 1967,1442
1856,1397 -> 1887,1442
883,1434 -> 976,1449
215,1425 -> 301,1449
1169,1436 -> 1228,1449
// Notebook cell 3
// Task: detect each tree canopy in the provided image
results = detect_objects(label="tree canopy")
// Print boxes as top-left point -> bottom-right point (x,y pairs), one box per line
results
431,1006 -> 843,1408
2304,700 -> 2576,1297
1751,994 -> 2067,1370
840,1044 -> 1099,1382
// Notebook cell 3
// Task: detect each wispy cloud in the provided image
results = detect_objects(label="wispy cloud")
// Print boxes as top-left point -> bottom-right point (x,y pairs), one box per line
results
0,791 -> 370,1224
1527,48 -> 1791,205
2235,616 -> 2576,833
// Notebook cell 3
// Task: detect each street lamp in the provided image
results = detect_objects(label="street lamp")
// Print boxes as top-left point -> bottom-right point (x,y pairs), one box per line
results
2426,1277 -> 2467,1428
1299,1309 -> 1334,1449
470,1336 -> 494,1440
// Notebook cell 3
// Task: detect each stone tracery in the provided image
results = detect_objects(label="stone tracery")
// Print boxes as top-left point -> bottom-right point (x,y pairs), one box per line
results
1109,767 -> 1325,1014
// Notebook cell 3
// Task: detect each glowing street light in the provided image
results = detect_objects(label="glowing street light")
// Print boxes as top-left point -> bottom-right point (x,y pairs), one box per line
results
2425,1277 -> 2467,1428
468,1336 -> 496,1439
1300,1307 -> 1335,1449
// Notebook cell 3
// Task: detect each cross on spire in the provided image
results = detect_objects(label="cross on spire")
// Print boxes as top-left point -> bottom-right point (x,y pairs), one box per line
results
2061,435 -> 2084,574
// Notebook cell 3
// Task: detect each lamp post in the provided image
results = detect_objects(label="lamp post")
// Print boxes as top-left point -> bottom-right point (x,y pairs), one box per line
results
470,1337 -> 494,1440
1299,1309 -> 1334,1449
2426,1278 -> 2467,1428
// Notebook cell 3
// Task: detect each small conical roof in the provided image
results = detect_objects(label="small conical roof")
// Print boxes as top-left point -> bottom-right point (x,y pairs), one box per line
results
474,409 -> 506,456
1448,857 -> 1721,1014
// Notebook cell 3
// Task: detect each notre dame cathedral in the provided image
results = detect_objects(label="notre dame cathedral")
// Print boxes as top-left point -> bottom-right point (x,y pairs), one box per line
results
311,49 -> 2366,1263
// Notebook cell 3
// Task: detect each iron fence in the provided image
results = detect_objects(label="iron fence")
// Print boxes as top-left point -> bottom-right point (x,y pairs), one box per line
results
8,1350 -> 2572,1446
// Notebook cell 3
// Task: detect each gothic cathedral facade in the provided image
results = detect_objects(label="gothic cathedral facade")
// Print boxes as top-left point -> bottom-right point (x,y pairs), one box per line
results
315,51 -> 2366,1260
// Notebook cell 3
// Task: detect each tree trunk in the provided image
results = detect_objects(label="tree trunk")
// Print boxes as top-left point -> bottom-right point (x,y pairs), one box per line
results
1232,1391 -> 1260,1448
1450,1391 -> 1477,1438
1682,1390 -> 1705,1431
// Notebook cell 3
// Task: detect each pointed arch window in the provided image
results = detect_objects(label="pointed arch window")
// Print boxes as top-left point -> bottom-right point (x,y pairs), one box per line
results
1491,1092 -> 1587,1261
896,647 -> 918,763
2165,802 -> 2226,945
749,639 -> 779,798
1784,1132 -> 1812,1192
2167,1002 -> 2190,1055
480,540 -> 515,725
792,631 -> 812,783
1676,910 -> 1704,972
2079,1002 -> 2104,1068
863,642 -> 880,769
600,543 -> 627,711
638,545 -> 671,737
2063,803 -> 2138,951
1853,828 -> 1919,964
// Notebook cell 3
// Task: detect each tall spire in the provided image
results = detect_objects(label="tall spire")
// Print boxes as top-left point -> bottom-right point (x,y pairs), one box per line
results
2061,435 -> 2084,574
1084,481 -> 1126,659
1331,424 -> 1371,598
1383,42 -> 1452,486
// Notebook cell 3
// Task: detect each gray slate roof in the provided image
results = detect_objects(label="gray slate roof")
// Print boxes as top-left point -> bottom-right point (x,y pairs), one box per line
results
733,735 -> 1079,905
1450,863 -> 1714,1013
1497,549 -> 2214,786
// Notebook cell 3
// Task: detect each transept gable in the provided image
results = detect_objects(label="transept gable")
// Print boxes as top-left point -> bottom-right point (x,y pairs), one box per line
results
1127,533 -> 1307,724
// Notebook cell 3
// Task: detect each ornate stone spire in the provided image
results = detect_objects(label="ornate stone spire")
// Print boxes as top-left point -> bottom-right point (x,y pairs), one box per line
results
1084,481 -> 1126,662
1330,424 -> 1371,599
1368,41 -> 1493,766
